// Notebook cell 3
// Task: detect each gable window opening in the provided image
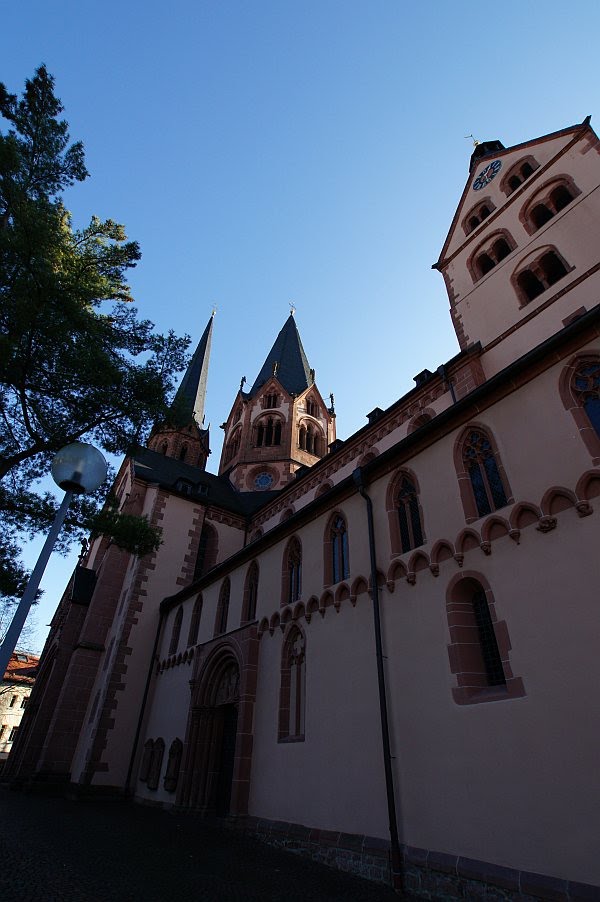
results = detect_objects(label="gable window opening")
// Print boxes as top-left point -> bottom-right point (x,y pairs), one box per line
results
504,158 -> 537,195
464,200 -> 494,235
527,182 -> 577,232
264,393 -> 279,408
473,234 -> 514,280
515,250 -> 569,304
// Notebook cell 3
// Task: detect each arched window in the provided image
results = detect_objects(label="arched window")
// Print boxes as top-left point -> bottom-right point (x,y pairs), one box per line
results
460,428 -> 510,519
572,359 -> 600,438
214,578 -> 230,636
256,416 -> 282,447
194,523 -> 218,580
513,247 -> 570,306
325,514 -> 349,585
462,198 -> 495,235
500,155 -> 539,195
163,738 -> 183,793
446,575 -> 524,705
387,469 -> 426,555
560,355 -> 600,462
306,399 -> 317,416
160,440 -> 168,455
278,626 -> 306,741
522,177 -> 579,233
187,595 -> 202,646
224,428 -> 241,463
169,607 -> 183,656
147,738 -> 165,790
299,425 -> 307,450
139,739 -> 154,782
264,392 -> 279,408
282,537 -> 302,605
179,443 -> 188,461
242,562 -> 259,623
469,230 -> 516,282
396,475 -> 425,553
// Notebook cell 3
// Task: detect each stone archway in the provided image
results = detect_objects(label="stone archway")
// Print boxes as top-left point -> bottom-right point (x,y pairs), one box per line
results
177,633 -> 257,817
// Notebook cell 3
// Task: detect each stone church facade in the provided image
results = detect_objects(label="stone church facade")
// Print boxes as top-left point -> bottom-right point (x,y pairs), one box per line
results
8,119 -> 600,900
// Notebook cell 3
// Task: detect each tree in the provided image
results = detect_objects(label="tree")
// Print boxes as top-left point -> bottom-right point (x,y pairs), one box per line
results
0,66 -> 189,591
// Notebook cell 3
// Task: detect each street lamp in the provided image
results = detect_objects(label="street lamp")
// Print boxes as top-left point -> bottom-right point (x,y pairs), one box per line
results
0,442 -> 107,676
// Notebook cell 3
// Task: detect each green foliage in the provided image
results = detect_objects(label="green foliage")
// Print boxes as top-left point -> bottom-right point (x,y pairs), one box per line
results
89,497 -> 162,558
0,66 -> 188,596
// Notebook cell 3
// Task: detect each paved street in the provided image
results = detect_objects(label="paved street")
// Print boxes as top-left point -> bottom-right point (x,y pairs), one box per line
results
0,787 -> 400,902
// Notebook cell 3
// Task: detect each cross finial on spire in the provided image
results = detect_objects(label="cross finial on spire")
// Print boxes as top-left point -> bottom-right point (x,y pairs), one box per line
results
289,302 -> 296,316
211,305 -> 217,317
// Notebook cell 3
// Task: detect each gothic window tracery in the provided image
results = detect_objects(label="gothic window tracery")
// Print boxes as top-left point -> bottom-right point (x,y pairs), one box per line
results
572,358 -> 600,438
329,514 -> 349,584
283,537 -> 302,605
462,429 -> 509,518
396,475 -> 425,553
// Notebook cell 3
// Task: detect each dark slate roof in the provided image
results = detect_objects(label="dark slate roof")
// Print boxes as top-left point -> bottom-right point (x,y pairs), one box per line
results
248,314 -> 312,398
133,447 -> 280,516
172,313 -> 214,424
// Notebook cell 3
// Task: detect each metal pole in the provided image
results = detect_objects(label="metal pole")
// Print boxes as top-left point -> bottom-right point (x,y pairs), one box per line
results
0,490 -> 73,676
353,467 -> 403,893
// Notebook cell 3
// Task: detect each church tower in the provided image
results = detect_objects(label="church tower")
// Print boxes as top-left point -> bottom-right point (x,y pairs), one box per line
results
147,312 -> 214,469
434,117 -> 600,377
218,313 -> 335,492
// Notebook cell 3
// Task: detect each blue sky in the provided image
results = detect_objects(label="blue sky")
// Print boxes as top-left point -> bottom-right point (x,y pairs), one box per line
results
3,0 -> 599,651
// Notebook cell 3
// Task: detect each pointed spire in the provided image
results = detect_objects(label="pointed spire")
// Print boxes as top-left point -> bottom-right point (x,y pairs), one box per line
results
249,314 -> 312,398
172,311 -> 214,425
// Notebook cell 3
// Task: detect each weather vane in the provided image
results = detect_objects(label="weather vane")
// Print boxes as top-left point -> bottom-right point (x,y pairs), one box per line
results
289,302 -> 296,316
211,304 -> 217,317
465,134 -> 480,147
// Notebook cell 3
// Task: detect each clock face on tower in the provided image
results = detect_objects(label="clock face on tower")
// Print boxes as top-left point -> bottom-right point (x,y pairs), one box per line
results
473,159 -> 502,191
254,471 -> 274,490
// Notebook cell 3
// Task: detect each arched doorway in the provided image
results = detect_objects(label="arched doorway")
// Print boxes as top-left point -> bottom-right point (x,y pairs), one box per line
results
178,654 -> 241,816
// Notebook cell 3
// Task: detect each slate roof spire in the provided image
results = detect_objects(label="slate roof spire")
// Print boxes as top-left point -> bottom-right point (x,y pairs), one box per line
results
249,313 -> 312,398
172,311 -> 214,425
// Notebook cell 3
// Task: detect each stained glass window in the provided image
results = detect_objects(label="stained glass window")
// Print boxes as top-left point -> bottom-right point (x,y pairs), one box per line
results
463,430 -> 508,518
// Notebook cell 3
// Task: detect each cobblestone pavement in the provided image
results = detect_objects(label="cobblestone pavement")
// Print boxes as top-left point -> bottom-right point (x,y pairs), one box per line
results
0,787 -> 403,902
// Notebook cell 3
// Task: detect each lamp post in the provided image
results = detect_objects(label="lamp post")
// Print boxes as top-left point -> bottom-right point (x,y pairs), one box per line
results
0,442 -> 107,676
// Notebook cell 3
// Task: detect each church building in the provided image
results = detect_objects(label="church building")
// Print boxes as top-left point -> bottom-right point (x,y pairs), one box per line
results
8,118 -> 600,900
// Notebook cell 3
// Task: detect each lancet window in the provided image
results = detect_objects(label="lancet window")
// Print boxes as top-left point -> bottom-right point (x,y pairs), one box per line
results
278,626 -> 306,741
168,607 -> 183,656
282,537 -> 302,605
461,428 -> 509,518
214,578 -> 230,636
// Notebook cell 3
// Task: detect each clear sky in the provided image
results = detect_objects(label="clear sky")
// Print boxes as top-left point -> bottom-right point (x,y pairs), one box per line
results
3,0 -> 600,652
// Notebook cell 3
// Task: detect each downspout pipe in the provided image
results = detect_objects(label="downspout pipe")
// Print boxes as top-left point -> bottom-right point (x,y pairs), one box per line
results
125,608 -> 165,795
437,363 -> 457,404
352,467 -> 403,892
